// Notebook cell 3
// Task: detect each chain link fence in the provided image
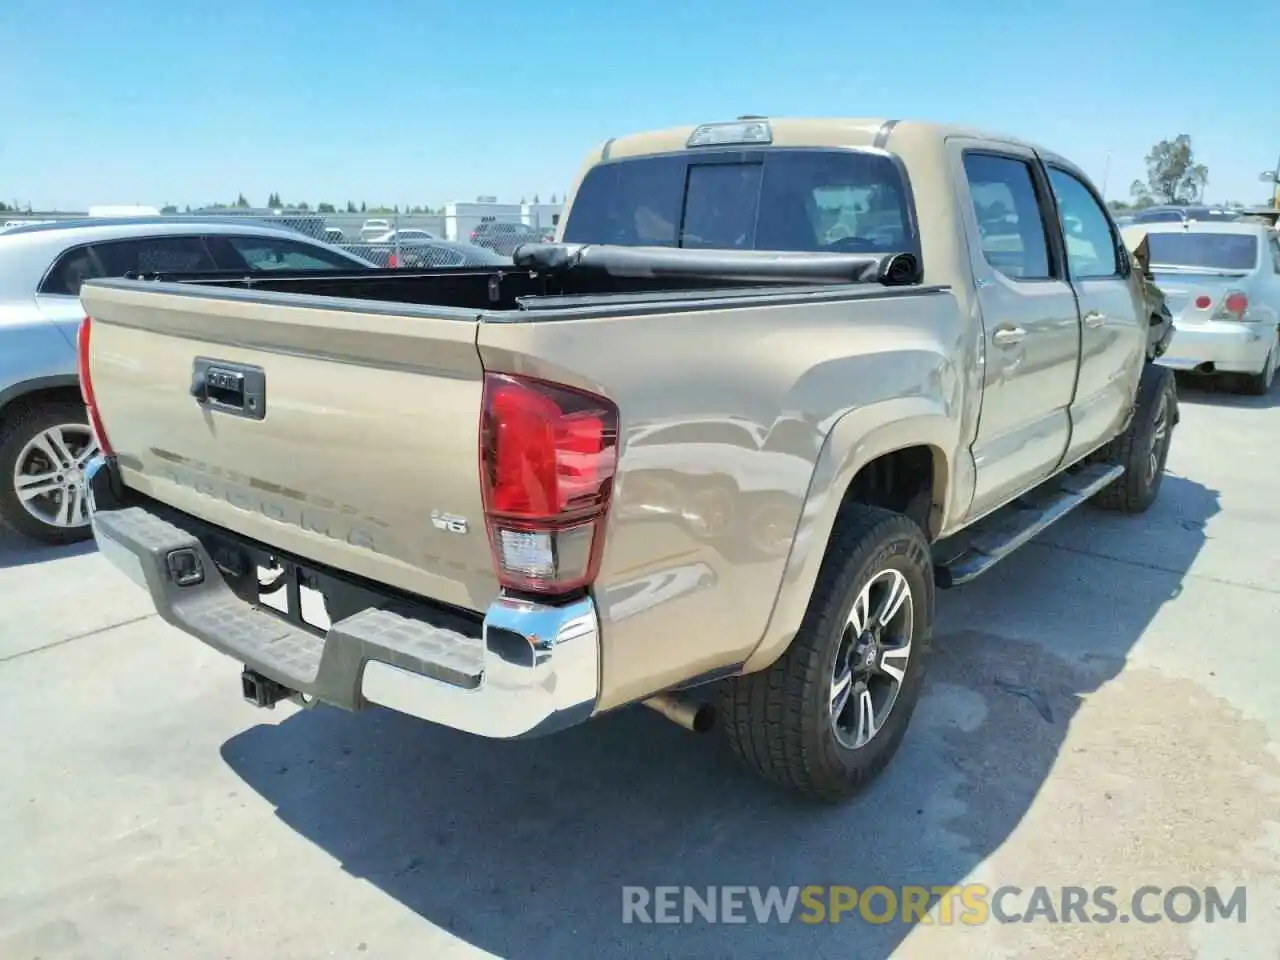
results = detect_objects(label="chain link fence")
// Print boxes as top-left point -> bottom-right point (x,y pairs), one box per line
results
179,207 -> 562,268
2,205 -> 565,268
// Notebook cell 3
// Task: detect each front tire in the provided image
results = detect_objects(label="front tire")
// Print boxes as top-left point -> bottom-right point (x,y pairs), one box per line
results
720,503 -> 934,802
0,400 -> 98,545
1092,363 -> 1177,514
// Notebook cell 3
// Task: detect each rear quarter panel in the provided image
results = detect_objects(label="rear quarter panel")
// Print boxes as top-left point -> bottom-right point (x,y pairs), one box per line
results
0,304 -> 79,413
478,288 -> 967,709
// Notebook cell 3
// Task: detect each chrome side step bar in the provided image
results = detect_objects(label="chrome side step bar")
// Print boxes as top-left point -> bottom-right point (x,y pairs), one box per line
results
934,463 -> 1124,588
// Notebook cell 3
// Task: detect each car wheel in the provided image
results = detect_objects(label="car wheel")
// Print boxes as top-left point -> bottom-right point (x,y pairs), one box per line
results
1091,363 -> 1178,514
0,400 -> 99,545
720,503 -> 934,802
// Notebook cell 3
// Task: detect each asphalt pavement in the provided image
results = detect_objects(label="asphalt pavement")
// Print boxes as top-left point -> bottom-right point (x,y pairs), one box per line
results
2,377 -> 1278,960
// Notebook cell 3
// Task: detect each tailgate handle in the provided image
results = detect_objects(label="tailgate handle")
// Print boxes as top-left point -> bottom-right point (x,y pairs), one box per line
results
191,358 -> 267,421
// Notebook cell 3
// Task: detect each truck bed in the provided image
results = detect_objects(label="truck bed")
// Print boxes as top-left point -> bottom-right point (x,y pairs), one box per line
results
80,242 -> 958,707
133,242 -> 927,315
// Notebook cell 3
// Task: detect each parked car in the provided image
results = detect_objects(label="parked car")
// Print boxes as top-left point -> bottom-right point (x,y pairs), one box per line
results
359,219 -> 392,241
0,218 -> 375,544
365,228 -> 440,244
468,221 -> 545,255
1131,205 -> 1241,225
79,116 -> 1178,803
1121,220 -> 1280,393
350,238 -> 512,268
323,227 -> 347,244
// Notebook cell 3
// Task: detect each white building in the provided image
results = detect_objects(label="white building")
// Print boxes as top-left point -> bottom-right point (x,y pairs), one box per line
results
443,200 -> 565,242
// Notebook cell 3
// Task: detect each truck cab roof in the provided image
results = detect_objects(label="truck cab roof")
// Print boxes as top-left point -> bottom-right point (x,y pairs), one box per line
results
592,117 -> 1040,163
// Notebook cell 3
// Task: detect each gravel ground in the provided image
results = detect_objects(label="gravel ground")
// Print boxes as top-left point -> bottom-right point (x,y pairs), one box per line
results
2,377 -> 1278,960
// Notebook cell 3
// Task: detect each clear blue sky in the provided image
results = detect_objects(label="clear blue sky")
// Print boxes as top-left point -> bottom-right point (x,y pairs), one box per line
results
1,0 -> 1276,211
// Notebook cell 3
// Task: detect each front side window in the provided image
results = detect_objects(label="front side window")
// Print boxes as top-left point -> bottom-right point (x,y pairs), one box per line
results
562,149 -> 917,256
961,153 -> 1052,280
1047,167 -> 1120,279
223,235 -> 357,270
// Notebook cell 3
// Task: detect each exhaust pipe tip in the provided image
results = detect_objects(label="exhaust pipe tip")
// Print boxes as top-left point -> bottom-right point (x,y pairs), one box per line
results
642,693 -> 716,733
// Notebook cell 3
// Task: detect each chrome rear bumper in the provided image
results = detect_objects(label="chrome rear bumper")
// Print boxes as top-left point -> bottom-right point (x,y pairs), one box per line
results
84,455 -> 599,738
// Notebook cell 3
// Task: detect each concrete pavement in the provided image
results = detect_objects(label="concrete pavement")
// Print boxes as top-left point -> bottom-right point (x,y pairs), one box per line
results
2,378 -> 1278,960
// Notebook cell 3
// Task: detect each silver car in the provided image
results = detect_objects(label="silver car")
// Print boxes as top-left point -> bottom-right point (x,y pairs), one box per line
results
0,217 -> 374,545
1122,221 -> 1280,394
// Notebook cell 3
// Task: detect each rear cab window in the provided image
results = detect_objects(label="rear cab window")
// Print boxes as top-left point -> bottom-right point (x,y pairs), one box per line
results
1145,233 -> 1260,272
561,148 -> 919,258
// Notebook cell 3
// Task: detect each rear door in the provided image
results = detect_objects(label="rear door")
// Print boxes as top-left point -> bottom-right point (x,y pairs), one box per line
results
949,141 -> 1081,519
1041,162 -> 1145,462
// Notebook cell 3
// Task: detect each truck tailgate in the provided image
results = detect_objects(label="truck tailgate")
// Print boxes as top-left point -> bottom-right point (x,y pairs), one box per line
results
79,280 -> 498,612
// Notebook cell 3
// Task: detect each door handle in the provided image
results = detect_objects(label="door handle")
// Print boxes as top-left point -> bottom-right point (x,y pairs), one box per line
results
992,326 -> 1026,347
1083,311 -> 1106,328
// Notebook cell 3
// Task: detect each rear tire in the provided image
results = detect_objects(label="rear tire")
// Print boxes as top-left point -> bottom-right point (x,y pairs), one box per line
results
1239,342 -> 1277,396
1092,364 -> 1177,514
720,503 -> 934,802
0,400 -> 97,545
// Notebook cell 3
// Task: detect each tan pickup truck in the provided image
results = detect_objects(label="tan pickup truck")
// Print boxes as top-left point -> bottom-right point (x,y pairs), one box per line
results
77,117 -> 1178,802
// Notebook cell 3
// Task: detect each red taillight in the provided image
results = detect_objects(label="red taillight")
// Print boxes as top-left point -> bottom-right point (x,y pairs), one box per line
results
469,231 -> 478,241
387,252 -> 400,268
1224,292 -> 1248,315
479,372 -> 618,596
76,316 -> 113,455
1195,295 -> 1212,309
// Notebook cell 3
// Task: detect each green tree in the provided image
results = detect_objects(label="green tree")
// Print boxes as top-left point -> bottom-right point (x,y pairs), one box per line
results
234,192 -> 251,208
317,202 -> 335,213
360,201 -> 367,213
346,200 -> 357,213
267,191 -> 282,208
160,204 -> 178,214
1130,135 -> 1209,206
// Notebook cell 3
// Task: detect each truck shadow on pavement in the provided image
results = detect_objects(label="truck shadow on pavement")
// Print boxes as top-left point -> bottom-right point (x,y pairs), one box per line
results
0,532 -> 95,570
220,473 -> 1217,960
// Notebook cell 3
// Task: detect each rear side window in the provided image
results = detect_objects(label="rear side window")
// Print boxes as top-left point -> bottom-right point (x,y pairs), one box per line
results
94,236 -> 218,276
961,153 -> 1052,280
562,149 -> 917,256
40,246 -> 106,296
40,236 -> 217,295
1145,233 -> 1259,272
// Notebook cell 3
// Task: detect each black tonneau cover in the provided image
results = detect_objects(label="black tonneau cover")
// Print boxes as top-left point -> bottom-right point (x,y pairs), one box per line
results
512,242 -> 921,286
129,243 -> 925,312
